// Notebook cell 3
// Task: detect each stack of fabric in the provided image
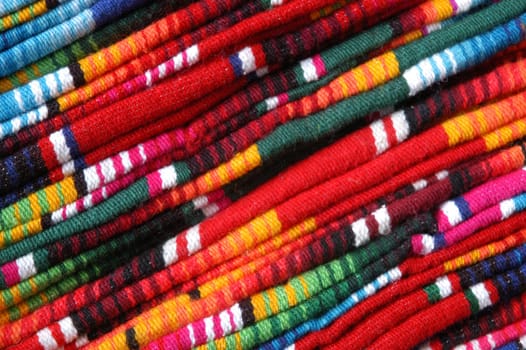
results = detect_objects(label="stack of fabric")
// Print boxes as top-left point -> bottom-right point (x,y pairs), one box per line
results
0,0 -> 525,349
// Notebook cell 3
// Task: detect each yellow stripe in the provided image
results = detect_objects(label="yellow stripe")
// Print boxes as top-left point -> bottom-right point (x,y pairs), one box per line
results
402,30 -> 424,43
352,67 -> 369,92
267,288 -> 280,314
13,203 -> 21,224
484,119 -> 526,151
8,226 -> 24,244
297,275 -> 310,299
252,292 -> 268,319
430,0 -> 455,20
61,176 -> 78,204
26,218 -> 42,237
99,332 -> 126,350
383,51 -> 400,79
27,193 -> 42,218
2,13 -> 13,28
43,186 -> 61,213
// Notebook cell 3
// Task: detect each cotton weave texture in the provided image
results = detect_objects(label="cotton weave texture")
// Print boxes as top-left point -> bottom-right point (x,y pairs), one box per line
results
1,0 -> 526,349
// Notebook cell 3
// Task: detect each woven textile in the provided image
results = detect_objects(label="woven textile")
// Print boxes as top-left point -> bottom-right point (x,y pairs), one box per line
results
1,0 -> 526,349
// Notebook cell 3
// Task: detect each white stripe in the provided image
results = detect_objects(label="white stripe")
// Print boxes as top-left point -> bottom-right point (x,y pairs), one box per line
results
162,237 -> 178,265
204,316 -> 215,341
219,310 -> 232,336
64,202 -> 78,219
59,317 -> 78,343
75,335 -> 89,347
83,166 -> 100,192
61,160 -> 75,177
470,283 -> 492,309
35,104 -> 48,124
403,65 -> 425,96
49,130 -> 72,164
363,282 -> 376,296
158,62 -> 167,79
256,66 -> 269,77
231,304 -> 244,330
83,193 -> 93,208
187,325 -> 196,347
445,49 -> 458,74
351,293 -> 360,303
435,276 -> 453,299
352,218 -> 369,246
377,272 -> 389,286
172,52 -> 184,70
265,96 -> 280,110
238,47 -> 257,75
159,165 -> 178,190
27,108 -> 41,127
456,0 -> 474,13
186,45 -> 200,66
419,342 -> 432,350
120,151 -> 133,173
436,170 -> 449,180
469,340 -> 481,350
425,22 -> 442,33
348,268 -> 400,310
370,120 -> 389,155
29,81 -> 45,106
14,89 -> 25,112
372,206 -> 391,235
37,328 -> 58,350
439,200 -> 463,227
145,71 -> 152,87
487,335 -> 496,349
419,234 -> 435,255
432,53 -> 448,80
138,144 -> 147,163
192,195 -> 209,209
500,199 -> 516,220
16,253 -> 37,280
419,59 -> 436,88
300,58 -> 318,83
100,158 -> 116,183
11,117 -> 22,134
51,210 -> 63,224
389,267 -> 403,280
58,66 -> 75,91
390,111 -> 410,143
412,179 -> 427,191
202,203 -> 220,218
45,74 -> 59,97
186,225 -> 201,254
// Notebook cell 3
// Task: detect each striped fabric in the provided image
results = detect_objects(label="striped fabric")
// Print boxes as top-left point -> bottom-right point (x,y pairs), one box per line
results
1,0 -> 526,349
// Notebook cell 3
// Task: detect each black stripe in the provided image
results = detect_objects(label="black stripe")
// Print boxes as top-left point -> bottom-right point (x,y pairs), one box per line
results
390,19 -> 404,37
68,61 -> 86,87
238,298 -> 255,326
125,328 -> 140,350
46,99 -> 60,119
188,289 -> 201,300
45,0 -> 60,9
73,172 -> 88,198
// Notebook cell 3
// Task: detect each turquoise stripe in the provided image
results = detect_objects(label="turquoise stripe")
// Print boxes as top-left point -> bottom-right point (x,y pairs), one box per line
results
0,0 -> 41,17
0,0 -> 97,51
